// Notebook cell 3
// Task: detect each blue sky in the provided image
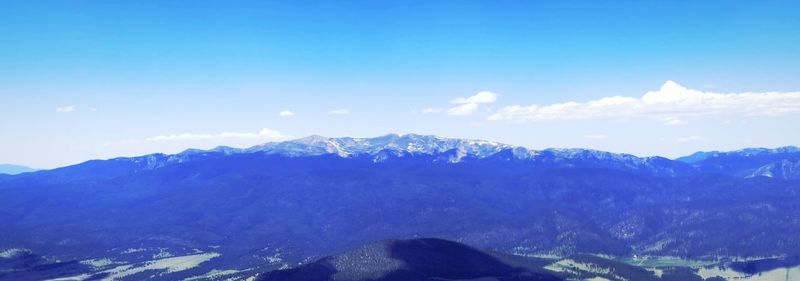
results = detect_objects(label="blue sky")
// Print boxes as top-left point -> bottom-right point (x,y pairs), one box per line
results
2,1 -> 800,168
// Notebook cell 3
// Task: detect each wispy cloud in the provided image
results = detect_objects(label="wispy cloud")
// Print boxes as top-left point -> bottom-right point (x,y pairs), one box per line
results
488,81 -> 800,123
421,108 -> 444,114
662,117 -> 687,126
147,128 -> 291,142
329,109 -> 350,115
56,105 -> 76,113
279,110 -> 294,117
584,134 -> 608,139
676,136 -> 709,143
447,103 -> 479,116
429,91 -> 499,116
451,91 -> 498,104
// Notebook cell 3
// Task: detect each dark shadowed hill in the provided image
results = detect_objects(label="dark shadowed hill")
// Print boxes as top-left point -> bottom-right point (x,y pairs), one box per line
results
258,238 -> 562,281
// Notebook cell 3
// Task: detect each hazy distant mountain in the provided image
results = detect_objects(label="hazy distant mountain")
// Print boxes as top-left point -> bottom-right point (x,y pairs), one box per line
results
2,134 -> 800,280
676,146 -> 800,163
0,164 -> 36,175
677,146 -> 800,179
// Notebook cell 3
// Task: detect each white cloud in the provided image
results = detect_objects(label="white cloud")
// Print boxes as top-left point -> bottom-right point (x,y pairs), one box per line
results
147,128 -> 291,142
662,117 -> 687,126
329,109 -> 350,115
89,107 -> 98,112
584,134 -> 607,139
278,110 -> 294,117
444,91 -> 499,116
447,103 -> 479,115
451,91 -> 498,104
488,81 -> 800,123
56,105 -> 76,113
421,108 -> 444,114
676,136 -> 709,143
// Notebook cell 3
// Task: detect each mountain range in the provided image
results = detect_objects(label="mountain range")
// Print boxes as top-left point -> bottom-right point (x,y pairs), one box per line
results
15,134 -> 799,180
1,134 -> 799,280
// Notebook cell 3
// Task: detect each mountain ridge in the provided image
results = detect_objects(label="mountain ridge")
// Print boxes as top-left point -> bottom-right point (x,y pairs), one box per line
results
134,134 -> 800,166
11,134 -> 798,180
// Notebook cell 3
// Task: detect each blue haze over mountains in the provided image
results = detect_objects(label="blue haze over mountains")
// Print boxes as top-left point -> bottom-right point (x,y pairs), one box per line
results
1,134 -> 799,280
0,164 -> 37,175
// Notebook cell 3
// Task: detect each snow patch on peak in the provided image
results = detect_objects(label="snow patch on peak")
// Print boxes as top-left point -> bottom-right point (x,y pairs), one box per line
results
245,134 -> 514,162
